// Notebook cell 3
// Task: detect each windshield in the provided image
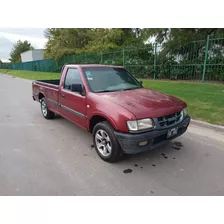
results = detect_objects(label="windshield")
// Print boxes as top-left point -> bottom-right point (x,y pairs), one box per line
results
83,67 -> 142,93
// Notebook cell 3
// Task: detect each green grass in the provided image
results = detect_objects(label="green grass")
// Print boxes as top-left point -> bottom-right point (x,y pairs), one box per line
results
142,79 -> 224,126
0,69 -> 223,125
0,69 -> 60,80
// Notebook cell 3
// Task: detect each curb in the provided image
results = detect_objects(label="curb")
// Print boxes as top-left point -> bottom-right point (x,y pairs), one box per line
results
190,119 -> 224,133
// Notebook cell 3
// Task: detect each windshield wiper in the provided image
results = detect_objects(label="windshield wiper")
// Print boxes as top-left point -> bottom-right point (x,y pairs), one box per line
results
96,90 -> 112,93
123,87 -> 140,91
97,87 -> 141,93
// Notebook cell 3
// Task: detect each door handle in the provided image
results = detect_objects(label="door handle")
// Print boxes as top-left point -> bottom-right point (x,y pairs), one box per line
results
61,94 -> 65,98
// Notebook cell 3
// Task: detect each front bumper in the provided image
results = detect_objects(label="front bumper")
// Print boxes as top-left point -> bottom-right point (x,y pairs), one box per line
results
114,116 -> 191,154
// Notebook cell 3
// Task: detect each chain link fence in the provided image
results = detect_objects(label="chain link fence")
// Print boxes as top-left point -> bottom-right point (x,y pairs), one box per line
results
1,35 -> 224,83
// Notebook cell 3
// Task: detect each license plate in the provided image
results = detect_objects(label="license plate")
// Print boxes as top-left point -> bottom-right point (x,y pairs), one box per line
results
167,127 -> 178,138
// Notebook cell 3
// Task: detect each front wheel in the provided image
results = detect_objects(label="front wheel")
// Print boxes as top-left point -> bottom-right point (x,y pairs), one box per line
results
40,98 -> 55,119
93,121 -> 124,162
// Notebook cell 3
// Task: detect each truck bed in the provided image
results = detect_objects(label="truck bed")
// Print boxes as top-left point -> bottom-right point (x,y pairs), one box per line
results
32,79 -> 60,103
34,79 -> 60,86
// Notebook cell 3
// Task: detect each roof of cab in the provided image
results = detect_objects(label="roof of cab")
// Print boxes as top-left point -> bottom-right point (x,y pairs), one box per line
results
65,64 -> 124,69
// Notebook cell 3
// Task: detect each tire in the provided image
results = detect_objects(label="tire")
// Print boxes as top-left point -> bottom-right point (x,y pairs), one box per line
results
40,98 -> 55,119
93,121 -> 124,162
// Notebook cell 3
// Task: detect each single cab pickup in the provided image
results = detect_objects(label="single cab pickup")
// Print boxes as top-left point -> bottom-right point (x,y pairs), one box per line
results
32,64 -> 191,162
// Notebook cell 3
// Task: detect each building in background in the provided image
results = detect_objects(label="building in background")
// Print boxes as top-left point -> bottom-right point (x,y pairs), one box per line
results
0,59 -> 11,63
20,49 -> 44,62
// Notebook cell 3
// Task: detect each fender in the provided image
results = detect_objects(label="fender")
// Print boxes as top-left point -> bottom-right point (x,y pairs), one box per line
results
89,111 -> 119,131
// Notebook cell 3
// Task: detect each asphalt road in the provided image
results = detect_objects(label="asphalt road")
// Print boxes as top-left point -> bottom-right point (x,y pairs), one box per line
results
0,73 -> 224,196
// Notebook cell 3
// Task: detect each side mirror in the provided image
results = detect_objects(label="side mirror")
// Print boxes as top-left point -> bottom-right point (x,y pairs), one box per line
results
71,83 -> 84,94
139,80 -> 143,87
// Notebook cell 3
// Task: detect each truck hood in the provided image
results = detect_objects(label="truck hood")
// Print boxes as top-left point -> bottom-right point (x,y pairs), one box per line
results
99,88 -> 186,119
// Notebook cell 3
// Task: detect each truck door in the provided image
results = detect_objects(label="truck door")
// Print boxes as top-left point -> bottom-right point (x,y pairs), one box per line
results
59,68 -> 88,129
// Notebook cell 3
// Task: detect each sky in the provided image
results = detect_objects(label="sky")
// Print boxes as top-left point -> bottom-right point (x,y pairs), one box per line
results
0,28 -> 47,60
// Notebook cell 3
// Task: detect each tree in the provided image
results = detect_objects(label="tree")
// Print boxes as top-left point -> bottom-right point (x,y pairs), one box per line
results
10,40 -> 34,62
44,28 -> 91,60
43,28 -> 145,60
141,28 -> 224,63
84,28 -> 144,52
141,28 -> 224,80
142,28 -> 224,56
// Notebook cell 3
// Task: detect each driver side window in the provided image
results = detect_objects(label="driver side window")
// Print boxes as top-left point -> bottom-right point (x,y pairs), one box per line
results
64,68 -> 82,91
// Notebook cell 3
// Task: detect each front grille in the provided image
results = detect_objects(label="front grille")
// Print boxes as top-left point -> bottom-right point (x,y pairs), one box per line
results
157,111 -> 182,128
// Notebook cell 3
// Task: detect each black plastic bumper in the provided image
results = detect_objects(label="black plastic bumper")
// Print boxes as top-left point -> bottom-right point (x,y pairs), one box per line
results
114,116 -> 191,154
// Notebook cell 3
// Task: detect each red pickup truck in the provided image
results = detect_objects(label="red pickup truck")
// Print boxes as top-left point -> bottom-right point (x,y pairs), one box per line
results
32,64 -> 190,162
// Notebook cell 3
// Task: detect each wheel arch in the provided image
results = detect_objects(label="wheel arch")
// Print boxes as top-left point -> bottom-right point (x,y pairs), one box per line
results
38,92 -> 45,101
89,114 -> 118,133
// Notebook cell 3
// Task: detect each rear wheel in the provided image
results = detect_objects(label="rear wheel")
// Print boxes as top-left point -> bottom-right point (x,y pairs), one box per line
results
93,121 -> 124,162
40,98 -> 55,119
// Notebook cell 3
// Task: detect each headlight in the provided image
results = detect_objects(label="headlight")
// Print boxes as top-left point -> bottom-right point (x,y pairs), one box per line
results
183,107 -> 188,116
127,118 -> 154,132
180,107 -> 188,120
